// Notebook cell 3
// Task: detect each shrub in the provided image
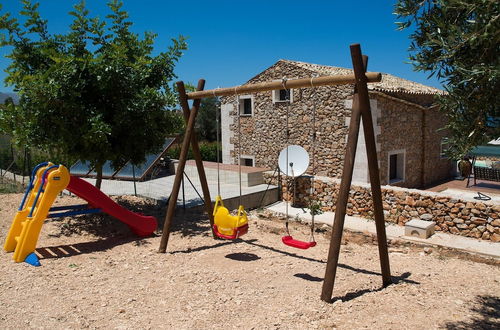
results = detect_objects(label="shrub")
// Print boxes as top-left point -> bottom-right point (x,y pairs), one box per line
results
166,141 -> 221,162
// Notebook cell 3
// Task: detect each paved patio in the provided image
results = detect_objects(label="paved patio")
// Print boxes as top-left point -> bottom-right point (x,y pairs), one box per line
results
425,177 -> 500,204
82,173 -> 278,209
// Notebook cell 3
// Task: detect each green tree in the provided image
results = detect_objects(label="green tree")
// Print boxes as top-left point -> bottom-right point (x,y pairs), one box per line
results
196,96 -> 219,142
0,0 -> 187,188
394,0 -> 499,160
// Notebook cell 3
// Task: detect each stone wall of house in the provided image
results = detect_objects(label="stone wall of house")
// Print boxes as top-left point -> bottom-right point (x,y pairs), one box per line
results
373,92 -> 453,188
375,93 -> 425,188
265,173 -> 500,242
221,61 -> 453,189
423,106 -> 454,185
222,61 -> 353,178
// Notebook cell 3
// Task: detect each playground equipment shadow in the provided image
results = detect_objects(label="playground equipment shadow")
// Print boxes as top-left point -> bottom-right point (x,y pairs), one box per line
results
1,193 -> 499,329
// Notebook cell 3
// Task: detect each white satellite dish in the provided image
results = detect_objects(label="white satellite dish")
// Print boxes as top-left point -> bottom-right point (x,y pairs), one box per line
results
278,145 -> 310,177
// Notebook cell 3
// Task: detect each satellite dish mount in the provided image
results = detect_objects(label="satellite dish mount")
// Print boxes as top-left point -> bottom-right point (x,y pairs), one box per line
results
278,145 -> 309,207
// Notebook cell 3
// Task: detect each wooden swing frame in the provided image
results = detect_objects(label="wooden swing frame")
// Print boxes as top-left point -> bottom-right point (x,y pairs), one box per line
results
158,43 -> 392,302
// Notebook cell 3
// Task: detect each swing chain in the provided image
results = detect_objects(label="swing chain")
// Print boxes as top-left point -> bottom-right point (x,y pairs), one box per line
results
309,78 -> 318,243
214,88 -> 221,197
282,77 -> 291,236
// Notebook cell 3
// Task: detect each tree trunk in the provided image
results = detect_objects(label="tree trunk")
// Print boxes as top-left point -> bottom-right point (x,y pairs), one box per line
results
95,162 -> 103,189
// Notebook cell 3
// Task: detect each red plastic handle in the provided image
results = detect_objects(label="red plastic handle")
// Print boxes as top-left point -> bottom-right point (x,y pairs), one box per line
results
282,236 -> 316,249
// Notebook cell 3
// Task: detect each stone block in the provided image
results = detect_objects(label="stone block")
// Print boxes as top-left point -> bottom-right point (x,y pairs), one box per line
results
405,219 -> 436,239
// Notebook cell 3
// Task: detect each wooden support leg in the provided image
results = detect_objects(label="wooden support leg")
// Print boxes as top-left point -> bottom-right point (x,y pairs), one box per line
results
177,80 -> 216,237
320,83 -> 363,302
321,44 -> 391,302
158,82 -> 203,253
351,45 -> 392,287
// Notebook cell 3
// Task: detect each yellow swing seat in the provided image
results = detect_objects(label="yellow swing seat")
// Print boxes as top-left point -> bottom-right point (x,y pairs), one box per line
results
213,195 -> 248,240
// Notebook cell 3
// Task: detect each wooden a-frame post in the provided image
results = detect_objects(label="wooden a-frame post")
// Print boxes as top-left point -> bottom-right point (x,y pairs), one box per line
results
158,79 -> 215,253
321,44 -> 392,302
158,46 -> 391,301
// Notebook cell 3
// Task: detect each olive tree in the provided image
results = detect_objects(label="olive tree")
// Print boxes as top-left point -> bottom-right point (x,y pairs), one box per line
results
0,0 -> 186,187
395,0 -> 499,159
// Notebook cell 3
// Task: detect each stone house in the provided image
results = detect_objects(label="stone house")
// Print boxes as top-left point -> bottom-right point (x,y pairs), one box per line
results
220,60 -> 453,189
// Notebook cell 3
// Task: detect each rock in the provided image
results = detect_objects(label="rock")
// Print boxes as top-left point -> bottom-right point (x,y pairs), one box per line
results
415,200 -> 429,207
450,227 -> 460,234
450,208 -> 459,213
465,202 -> 475,209
423,247 -> 433,254
453,218 -> 464,224
420,214 -> 433,221
404,196 -> 415,206
491,233 -> 500,242
477,225 -> 486,233
481,231 -> 491,240
456,223 -> 468,229
491,219 -> 500,227
475,203 -> 486,211
471,217 -> 487,225
469,228 -> 482,238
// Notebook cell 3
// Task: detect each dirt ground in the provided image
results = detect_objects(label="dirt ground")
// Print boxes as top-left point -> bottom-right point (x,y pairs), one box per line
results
1,193 -> 499,329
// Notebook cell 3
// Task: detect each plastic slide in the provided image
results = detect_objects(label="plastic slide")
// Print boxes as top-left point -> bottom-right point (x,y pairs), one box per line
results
66,176 -> 157,237
4,163 -> 157,265
4,163 -> 70,263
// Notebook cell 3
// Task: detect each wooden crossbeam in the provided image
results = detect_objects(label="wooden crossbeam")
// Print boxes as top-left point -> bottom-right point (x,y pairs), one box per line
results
186,72 -> 382,100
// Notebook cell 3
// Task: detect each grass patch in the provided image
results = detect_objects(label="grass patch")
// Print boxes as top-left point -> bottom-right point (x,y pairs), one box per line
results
0,178 -> 25,194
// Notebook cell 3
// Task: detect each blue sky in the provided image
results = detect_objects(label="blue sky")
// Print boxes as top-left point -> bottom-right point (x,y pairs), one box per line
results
0,0 -> 441,93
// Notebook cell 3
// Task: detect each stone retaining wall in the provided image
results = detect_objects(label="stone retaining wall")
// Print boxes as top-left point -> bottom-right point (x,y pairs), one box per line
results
265,172 -> 500,242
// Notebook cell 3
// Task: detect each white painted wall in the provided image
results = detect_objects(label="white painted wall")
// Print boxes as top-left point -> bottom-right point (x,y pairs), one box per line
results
346,98 -> 381,184
221,103 -> 234,164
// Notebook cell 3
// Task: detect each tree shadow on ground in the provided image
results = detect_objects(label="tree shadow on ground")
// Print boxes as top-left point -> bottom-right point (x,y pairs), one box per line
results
48,197 -> 210,239
443,295 -> 499,329
168,208 -> 213,238
36,236 -> 151,260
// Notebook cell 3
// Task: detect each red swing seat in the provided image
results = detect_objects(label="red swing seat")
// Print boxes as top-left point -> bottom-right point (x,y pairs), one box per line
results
282,235 -> 316,249
213,223 -> 249,240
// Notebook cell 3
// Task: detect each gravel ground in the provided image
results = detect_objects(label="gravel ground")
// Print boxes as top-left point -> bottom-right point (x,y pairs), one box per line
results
1,193 -> 499,329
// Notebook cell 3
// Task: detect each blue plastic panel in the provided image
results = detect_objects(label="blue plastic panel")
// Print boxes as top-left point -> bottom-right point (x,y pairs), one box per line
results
114,138 -> 176,180
87,161 -> 120,178
69,160 -> 93,176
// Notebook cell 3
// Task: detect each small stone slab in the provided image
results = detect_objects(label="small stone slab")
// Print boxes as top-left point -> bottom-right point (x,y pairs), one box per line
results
405,219 -> 436,239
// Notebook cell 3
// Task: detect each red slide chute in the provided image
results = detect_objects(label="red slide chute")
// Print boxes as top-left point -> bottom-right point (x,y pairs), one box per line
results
66,176 -> 157,237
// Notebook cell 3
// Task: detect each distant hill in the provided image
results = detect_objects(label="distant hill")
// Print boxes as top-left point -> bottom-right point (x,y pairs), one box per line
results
0,92 -> 19,105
